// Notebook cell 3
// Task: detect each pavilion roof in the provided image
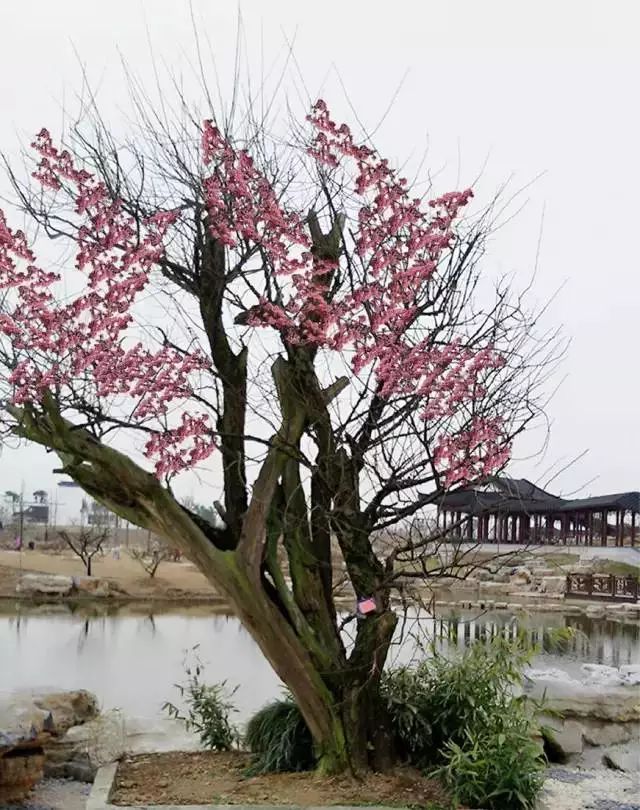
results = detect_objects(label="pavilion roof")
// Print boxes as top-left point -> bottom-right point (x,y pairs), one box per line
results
439,477 -> 640,516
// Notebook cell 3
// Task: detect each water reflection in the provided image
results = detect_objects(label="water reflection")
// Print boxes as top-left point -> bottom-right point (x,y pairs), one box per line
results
1,602 -> 638,744
412,611 -> 640,669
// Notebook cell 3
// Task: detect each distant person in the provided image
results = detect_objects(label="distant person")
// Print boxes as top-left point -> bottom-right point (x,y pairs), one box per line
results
112,544 -> 121,560
27,541 -> 35,551
14,536 -> 22,551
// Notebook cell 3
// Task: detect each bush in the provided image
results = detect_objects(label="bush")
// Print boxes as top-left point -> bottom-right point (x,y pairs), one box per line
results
163,647 -> 239,751
382,634 -> 546,809
244,695 -> 315,774
438,704 -> 545,810
383,634 -> 534,768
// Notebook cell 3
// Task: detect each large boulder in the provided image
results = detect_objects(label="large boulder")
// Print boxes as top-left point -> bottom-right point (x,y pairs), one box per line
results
74,576 -> 128,597
510,567 -> 533,586
45,709 -> 126,782
0,689 -> 98,744
527,667 -> 640,769
525,668 -> 640,722
602,742 -> 640,773
539,575 -> 566,594
16,573 -> 74,597
0,689 -> 98,802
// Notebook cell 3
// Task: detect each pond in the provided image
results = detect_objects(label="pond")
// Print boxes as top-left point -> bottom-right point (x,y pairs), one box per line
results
1,601 -> 638,748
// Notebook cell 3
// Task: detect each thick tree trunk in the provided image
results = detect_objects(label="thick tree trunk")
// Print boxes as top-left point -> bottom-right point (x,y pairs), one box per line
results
11,402 -> 397,774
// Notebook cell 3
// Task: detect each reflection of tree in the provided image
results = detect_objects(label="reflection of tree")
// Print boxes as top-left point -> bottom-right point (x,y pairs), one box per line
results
77,618 -> 91,652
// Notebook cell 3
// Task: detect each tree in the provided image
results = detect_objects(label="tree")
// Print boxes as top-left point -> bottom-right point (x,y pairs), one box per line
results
0,91 -> 559,773
59,527 -> 108,576
129,544 -> 170,578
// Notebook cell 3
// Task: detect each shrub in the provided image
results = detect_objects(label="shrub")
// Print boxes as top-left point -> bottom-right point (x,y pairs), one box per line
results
382,634 -> 546,810
244,695 -> 315,774
437,704 -> 545,810
163,647 -> 239,751
383,634 -> 534,767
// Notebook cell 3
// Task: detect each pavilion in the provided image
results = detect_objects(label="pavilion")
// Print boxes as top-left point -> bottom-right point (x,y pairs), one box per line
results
437,477 -> 639,546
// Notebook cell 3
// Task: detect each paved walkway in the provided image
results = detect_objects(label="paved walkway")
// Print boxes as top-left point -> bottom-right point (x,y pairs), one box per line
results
442,543 -> 640,568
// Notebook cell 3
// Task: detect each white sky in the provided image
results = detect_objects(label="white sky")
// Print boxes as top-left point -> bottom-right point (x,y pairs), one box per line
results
0,0 -> 638,521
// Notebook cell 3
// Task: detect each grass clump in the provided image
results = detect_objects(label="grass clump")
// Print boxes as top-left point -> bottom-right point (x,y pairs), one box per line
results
244,694 -> 315,775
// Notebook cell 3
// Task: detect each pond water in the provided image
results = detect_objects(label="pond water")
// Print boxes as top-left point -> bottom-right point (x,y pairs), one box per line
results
1,601 -> 638,748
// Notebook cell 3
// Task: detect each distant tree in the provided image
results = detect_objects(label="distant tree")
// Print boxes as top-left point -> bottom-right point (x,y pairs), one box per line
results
59,527 -> 108,576
32,489 -> 48,503
129,545 -> 170,578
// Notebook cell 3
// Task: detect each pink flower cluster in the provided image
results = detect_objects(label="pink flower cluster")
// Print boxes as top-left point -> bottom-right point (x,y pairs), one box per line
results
249,100 -> 508,485
0,107 -> 513,487
144,412 -> 214,477
0,130 -> 215,476
433,417 -> 511,488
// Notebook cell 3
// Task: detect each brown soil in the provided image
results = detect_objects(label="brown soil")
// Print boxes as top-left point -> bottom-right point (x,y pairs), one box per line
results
111,751 -> 453,808
0,550 -> 217,601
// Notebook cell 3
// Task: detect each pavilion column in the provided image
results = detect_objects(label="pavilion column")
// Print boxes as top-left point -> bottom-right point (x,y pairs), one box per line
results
632,511 -> 636,547
601,510 -> 608,546
587,511 -> 594,546
467,514 -> 473,541
510,515 -> 517,544
616,510 -> 622,547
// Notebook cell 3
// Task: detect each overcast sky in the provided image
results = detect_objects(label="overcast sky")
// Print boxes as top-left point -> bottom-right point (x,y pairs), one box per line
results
0,0 -> 638,520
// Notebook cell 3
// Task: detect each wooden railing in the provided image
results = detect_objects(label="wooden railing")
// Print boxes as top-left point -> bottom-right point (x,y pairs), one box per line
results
565,572 -> 639,602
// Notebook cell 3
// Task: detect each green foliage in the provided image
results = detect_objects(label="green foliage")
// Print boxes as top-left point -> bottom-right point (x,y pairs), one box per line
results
437,705 -> 545,810
244,695 -> 315,775
383,634 -> 534,767
383,634 -> 545,810
162,646 -> 239,751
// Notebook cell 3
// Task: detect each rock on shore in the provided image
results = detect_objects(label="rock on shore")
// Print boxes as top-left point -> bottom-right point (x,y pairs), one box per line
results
0,689 -> 98,803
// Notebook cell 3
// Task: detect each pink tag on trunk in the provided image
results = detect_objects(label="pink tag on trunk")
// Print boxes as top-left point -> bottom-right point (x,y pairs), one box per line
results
357,596 -> 377,615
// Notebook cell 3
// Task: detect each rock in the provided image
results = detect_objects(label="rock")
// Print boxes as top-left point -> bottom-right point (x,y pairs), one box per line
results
44,709 -> 126,781
581,664 -> 626,687
0,746 -> 46,804
74,576 -> 128,597
539,575 -> 567,594
582,719 -> 640,748
479,581 -> 509,594
0,689 -> 98,746
524,671 -> 640,722
620,665 -> 640,686
542,716 -> 585,757
602,742 -> 640,773
0,689 -> 98,803
16,573 -> 74,597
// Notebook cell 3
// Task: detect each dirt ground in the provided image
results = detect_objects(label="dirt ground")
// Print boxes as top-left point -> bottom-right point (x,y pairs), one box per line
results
0,548 -> 218,600
111,751 -> 452,808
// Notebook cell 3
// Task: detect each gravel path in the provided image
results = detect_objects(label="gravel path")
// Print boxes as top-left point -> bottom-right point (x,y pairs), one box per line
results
539,768 -> 640,810
4,778 -> 90,810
